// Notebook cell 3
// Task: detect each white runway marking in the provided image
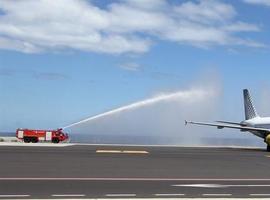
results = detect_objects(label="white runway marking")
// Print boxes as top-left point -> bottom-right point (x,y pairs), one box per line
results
96,150 -> 122,153
96,150 -> 149,154
202,194 -> 232,196
122,150 -> 149,154
105,194 -> 136,197
0,194 -> 30,197
78,143 -> 265,149
1,198 -> 269,200
2,177 -> 270,181
173,184 -> 270,188
173,184 -> 225,188
250,194 -> 270,196
52,194 -> 85,197
154,193 -> 185,196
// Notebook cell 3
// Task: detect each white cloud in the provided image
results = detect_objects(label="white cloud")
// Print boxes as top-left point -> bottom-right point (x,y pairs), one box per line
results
174,0 -> 236,23
0,0 -> 263,54
243,0 -> 270,6
119,62 -> 141,71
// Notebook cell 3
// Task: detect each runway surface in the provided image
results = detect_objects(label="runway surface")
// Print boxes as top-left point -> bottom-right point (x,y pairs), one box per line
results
0,144 -> 270,198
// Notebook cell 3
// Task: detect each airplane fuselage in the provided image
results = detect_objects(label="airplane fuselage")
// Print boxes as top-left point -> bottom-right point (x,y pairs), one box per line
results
242,117 -> 270,138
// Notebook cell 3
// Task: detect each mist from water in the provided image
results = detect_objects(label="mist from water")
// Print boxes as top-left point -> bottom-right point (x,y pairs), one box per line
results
66,81 -> 225,145
63,88 -> 211,129
65,75 -> 265,147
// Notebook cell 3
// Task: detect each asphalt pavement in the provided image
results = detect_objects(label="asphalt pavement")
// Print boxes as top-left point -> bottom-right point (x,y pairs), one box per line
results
0,144 -> 270,198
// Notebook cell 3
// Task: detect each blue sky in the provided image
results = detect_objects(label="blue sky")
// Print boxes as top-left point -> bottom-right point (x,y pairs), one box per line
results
0,0 -> 270,139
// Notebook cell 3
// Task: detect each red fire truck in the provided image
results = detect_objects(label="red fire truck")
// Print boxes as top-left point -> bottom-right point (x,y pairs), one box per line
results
16,128 -> 69,143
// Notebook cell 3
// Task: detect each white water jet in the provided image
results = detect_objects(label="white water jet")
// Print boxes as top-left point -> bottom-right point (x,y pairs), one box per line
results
63,88 -> 214,129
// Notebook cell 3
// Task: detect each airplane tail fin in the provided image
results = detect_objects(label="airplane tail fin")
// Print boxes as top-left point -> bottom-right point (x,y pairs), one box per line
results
243,89 -> 259,120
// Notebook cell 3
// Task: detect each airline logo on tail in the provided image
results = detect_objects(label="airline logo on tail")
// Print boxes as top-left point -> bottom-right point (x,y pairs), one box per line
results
186,89 -> 270,152
243,89 -> 258,120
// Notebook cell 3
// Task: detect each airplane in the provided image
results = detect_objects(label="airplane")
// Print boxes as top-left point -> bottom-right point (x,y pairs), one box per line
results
185,89 -> 270,152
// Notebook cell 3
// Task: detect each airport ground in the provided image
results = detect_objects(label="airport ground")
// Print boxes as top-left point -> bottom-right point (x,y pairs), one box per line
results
0,144 -> 270,199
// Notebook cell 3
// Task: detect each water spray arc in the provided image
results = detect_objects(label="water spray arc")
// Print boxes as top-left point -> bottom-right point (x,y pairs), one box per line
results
62,88 -> 210,130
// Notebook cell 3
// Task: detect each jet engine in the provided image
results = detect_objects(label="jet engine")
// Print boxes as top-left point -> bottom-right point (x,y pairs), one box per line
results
266,134 -> 270,145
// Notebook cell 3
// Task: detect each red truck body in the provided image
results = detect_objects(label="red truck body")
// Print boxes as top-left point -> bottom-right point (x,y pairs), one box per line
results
16,128 -> 69,143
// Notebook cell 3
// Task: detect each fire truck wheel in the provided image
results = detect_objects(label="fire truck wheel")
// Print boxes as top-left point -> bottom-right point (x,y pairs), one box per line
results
23,137 -> 30,143
52,138 -> 59,143
32,137 -> 38,143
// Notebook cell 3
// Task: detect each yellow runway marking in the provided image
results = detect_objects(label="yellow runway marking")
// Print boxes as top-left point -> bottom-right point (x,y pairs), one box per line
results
265,155 -> 270,158
96,150 -> 149,154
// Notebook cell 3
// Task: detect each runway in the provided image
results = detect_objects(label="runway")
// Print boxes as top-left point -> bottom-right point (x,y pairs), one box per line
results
0,144 -> 270,198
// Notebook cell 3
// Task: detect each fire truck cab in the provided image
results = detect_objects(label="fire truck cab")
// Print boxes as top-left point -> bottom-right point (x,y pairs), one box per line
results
16,128 -> 69,143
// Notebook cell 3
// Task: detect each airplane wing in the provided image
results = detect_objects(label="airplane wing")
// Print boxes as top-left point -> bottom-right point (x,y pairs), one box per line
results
185,120 -> 270,136
216,121 -> 246,126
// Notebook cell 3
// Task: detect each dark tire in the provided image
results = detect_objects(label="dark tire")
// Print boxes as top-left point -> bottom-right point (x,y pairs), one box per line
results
52,138 -> 59,144
32,137 -> 38,143
267,145 -> 270,152
23,137 -> 30,143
